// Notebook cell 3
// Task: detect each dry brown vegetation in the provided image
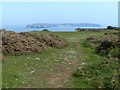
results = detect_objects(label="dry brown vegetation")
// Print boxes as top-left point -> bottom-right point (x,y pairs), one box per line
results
86,31 -> 120,59
1,30 -> 68,55
75,28 -> 102,32
86,35 -> 119,45
20,32 -> 68,48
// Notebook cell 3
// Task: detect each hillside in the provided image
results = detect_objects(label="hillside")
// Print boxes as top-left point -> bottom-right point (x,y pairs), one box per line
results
2,29 -> 120,88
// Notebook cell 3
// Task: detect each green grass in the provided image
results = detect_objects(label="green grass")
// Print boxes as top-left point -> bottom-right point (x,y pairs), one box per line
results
72,46 -> 119,88
3,30 -> 118,88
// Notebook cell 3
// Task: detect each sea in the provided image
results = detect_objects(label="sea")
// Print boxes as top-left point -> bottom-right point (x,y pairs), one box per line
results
1,25 -> 106,32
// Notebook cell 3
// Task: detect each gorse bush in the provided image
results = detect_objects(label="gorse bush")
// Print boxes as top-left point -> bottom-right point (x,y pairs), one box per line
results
86,34 -> 119,59
96,40 -> 113,56
42,29 -> 50,32
108,48 -> 120,59
1,30 -> 68,55
107,26 -> 115,29
95,40 -> 120,59
74,34 -> 120,88
73,58 -> 120,88
104,31 -> 120,36
82,40 -> 92,48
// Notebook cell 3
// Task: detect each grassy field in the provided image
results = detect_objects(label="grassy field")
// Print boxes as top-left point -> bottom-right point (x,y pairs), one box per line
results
2,30 -> 119,88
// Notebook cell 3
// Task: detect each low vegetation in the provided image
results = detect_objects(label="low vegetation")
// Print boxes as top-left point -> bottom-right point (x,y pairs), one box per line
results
107,26 -> 120,31
1,30 -> 68,55
86,32 -> 119,59
73,30 -> 120,88
2,29 -> 120,88
42,29 -> 50,32
75,28 -> 102,32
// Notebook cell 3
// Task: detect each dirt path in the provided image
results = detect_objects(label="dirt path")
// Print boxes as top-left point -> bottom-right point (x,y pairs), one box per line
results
48,59 -> 78,88
47,42 -> 81,88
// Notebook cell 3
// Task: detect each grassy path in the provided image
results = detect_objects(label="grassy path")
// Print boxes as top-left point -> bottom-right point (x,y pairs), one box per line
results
2,42 -> 83,88
47,42 -> 81,88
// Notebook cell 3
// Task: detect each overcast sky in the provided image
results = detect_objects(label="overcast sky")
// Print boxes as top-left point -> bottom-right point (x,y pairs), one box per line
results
2,2 -> 118,26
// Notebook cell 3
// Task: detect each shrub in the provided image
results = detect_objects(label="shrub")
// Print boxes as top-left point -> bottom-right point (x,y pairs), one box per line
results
42,29 -> 50,32
96,40 -> 113,56
104,32 -> 120,36
73,58 -> 119,88
2,30 -> 68,55
82,41 -> 92,48
109,48 -> 120,59
86,35 -> 119,58
2,31 -> 47,55
107,26 -> 114,29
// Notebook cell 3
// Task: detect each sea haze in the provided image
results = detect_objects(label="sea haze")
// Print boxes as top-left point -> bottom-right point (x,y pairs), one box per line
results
2,24 -> 106,32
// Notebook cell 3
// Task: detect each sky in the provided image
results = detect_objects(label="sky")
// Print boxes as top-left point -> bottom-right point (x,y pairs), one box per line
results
0,0 -> 119,2
1,2 -> 118,26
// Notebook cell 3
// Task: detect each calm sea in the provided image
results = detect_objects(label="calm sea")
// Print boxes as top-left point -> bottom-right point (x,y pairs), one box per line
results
2,25 -> 106,32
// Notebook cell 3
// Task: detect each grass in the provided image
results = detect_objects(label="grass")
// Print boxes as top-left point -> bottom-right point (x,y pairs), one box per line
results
72,46 -> 119,88
2,30 -> 119,88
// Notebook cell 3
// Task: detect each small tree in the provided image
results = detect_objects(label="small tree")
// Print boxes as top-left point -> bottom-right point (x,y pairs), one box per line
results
107,26 -> 114,29
42,29 -> 50,31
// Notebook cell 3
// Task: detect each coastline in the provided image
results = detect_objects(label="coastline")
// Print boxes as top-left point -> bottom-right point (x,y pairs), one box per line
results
2,25 -> 106,32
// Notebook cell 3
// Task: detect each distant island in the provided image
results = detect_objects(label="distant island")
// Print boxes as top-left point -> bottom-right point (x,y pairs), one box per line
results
26,23 -> 101,28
